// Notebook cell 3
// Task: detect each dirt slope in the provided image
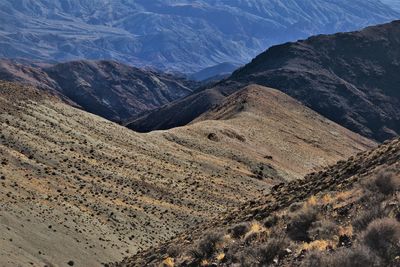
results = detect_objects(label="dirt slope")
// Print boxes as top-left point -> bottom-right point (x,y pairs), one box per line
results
116,137 -> 399,267
0,82 -> 374,266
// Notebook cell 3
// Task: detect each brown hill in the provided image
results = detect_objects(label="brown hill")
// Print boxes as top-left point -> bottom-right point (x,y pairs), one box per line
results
115,137 -> 400,267
0,82 -> 374,266
128,20 -> 400,142
0,59 -> 195,122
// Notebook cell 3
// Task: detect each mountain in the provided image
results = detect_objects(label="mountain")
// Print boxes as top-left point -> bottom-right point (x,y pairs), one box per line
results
0,59 -> 195,122
0,0 -> 399,73
381,0 -> 400,12
129,20 -> 400,142
190,62 -> 240,82
0,82 -> 374,266
115,136 -> 400,267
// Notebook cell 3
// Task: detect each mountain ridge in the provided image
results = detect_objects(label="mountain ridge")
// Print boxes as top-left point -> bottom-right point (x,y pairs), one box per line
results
0,59 -> 195,122
1,0 -> 399,73
128,20 -> 400,142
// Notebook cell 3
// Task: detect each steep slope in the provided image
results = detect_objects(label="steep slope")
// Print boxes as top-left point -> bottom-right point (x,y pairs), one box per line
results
129,20 -> 400,142
0,59 -> 194,122
116,136 -> 399,267
0,82 -> 374,266
0,0 -> 399,72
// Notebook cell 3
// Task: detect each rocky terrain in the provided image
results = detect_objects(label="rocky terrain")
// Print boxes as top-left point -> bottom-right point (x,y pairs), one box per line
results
129,20 -> 400,142
115,136 -> 400,267
0,59 -> 195,122
0,0 -> 399,73
0,82 -> 374,266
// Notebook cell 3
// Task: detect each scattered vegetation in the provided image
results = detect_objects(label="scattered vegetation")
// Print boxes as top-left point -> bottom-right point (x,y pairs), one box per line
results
118,137 -> 399,267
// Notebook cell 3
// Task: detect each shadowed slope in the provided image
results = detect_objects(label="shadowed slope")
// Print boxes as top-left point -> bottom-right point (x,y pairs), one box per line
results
0,59 -> 195,122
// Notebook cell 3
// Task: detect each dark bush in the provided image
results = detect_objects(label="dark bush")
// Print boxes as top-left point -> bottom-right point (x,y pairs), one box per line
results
166,244 -> 180,258
289,202 -> 303,212
244,231 -> 258,245
301,250 -> 324,267
287,206 -> 318,241
352,206 -> 383,231
257,237 -> 289,265
308,220 -> 338,241
263,214 -> 278,228
362,218 -> 400,264
195,232 -> 222,258
301,246 -> 378,267
238,237 -> 288,267
238,248 -> 258,267
364,169 -> 400,196
229,223 -> 249,238
374,169 -> 399,195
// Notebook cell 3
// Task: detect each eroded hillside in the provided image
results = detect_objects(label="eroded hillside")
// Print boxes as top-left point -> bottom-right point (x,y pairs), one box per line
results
0,82 -> 374,266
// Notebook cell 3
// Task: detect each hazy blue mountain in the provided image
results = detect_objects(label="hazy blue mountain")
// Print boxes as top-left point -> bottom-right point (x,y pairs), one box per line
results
0,0 -> 399,73
381,0 -> 400,12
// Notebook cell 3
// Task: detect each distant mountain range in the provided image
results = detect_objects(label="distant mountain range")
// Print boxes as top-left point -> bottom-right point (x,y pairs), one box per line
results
0,0 -> 399,73
127,20 -> 400,142
381,0 -> 400,12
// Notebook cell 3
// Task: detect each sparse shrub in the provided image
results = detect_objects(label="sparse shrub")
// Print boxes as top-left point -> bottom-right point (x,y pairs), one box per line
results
308,220 -> 338,241
238,248 -> 258,267
302,246 -> 379,267
289,202 -> 303,212
224,242 -> 241,264
374,169 -> 400,195
364,169 -> 400,196
257,237 -> 289,265
352,206 -> 383,231
239,237 -> 289,267
361,218 -> 400,264
287,206 -> 318,241
191,232 -> 222,259
301,250 -> 324,267
166,244 -> 180,258
229,223 -> 249,238
244,222 -> 266,244
263,214 -> 278,228
301,239 -> 334,252
244,231 -> 259,244
161,257 -> 174,267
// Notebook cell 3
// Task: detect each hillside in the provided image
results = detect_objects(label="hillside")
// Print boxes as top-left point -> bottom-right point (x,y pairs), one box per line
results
0,59 -> 194,122
0,82 -> 374,266
129,20 -> 400,142
0,0 -> 399,73
115,137 -> 400,267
